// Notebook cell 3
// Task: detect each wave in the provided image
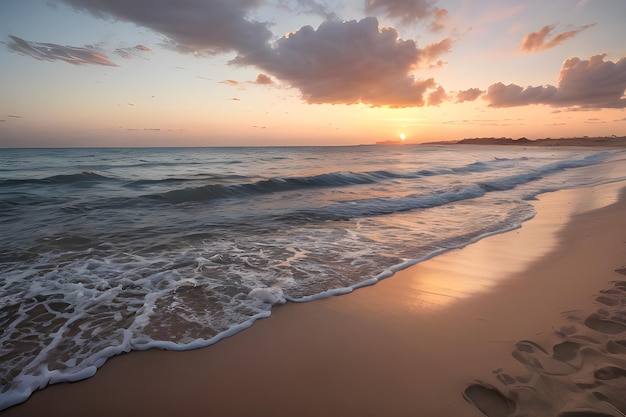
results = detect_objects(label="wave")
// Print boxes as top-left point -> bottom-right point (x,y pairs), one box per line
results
125,174 -> 250,188
146,170 -> 413,203
0,171 -> 114,187
146,152 -> 608,205
276,184 -> 487,222
478,152 -> 609,192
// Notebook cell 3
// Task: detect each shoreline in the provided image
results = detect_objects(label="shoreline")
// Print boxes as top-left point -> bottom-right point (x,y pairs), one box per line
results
3,181 -> 626,416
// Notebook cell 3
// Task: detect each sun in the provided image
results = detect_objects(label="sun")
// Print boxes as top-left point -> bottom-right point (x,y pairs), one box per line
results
399,133 -> 406,141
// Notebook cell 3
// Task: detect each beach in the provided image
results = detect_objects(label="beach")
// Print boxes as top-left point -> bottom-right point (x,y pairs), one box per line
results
3,180 -> 625,416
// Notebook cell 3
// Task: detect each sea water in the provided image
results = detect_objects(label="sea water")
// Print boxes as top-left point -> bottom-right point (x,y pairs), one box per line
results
1,144 -> 625,409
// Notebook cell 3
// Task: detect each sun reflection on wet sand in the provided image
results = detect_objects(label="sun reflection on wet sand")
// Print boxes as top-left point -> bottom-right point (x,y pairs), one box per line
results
392,182 -> 623,311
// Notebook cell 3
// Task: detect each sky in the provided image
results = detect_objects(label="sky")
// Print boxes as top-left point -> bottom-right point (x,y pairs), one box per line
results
1,0 -> 625,147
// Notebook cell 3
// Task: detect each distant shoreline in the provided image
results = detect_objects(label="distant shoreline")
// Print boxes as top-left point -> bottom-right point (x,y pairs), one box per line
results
420,136 -> 626,147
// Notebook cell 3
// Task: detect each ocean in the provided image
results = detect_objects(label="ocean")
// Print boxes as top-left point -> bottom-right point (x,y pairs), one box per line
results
1,144 -> 625,409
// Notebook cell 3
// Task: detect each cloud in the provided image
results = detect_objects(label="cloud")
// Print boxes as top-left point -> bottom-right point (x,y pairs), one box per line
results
61,0 -> 272,55
484,54 -> 626,109
61,2 -> 442,108
254,74 -> 274,85
221,74 -> 274,86
364,0 -> 448,30
275,0 -> 338,20
234,17 -> 441,107
115,44 -> 152,59
484,83 -> 557,107
520,23 -> 595,52
419,37 -> 452,67
427,86 -> 447,105
456,88 -> 484,103
7,35 -> 117,66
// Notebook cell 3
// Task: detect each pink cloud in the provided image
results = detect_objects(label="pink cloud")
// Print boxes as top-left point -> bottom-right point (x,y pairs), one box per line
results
254,74 -> 273,85
419,37 -> 453,67
484,83 -> 557,107
484,54 -> 626,109
520,23 -> 595,52
456,88 -> 484,103
234,17 -> 442,107
427,86 -> 448,106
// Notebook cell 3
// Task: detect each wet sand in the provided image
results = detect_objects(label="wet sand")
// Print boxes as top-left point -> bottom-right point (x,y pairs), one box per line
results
3,182 -> 626,417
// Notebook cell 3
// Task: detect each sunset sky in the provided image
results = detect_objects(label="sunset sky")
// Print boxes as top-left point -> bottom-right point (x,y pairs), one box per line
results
1,0 -> 625,147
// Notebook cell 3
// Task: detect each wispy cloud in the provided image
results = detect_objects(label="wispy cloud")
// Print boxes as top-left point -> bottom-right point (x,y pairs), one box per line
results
484,54 -> 626,109
222,74 -> 274,86
7,35 -> 117,66
115,44 -> 152,59
520,23 -> 595,52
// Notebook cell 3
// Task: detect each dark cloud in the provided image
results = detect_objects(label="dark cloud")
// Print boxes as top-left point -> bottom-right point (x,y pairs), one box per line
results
520,23 -> 595,52
364,0 -> 448,30
234,17 -> 441,107
484,54 -> 626,109
61,0 -> 272,55
7,35 -> 117,66
456,88 -> 483,103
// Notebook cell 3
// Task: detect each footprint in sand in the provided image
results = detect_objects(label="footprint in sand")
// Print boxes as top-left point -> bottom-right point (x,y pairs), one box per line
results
591,365 -> 626,413
606,339 -> 626,354
584,313 -> 626,335
465,280 -> 626,417
463,383 -> 515,417
557,411 -> 617,417
552,340 -> 582,363
512,340 -> 579,375
594,365 -> 626,380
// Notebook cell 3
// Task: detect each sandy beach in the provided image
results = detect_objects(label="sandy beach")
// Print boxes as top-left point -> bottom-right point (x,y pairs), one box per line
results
3,181 -> 626,417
